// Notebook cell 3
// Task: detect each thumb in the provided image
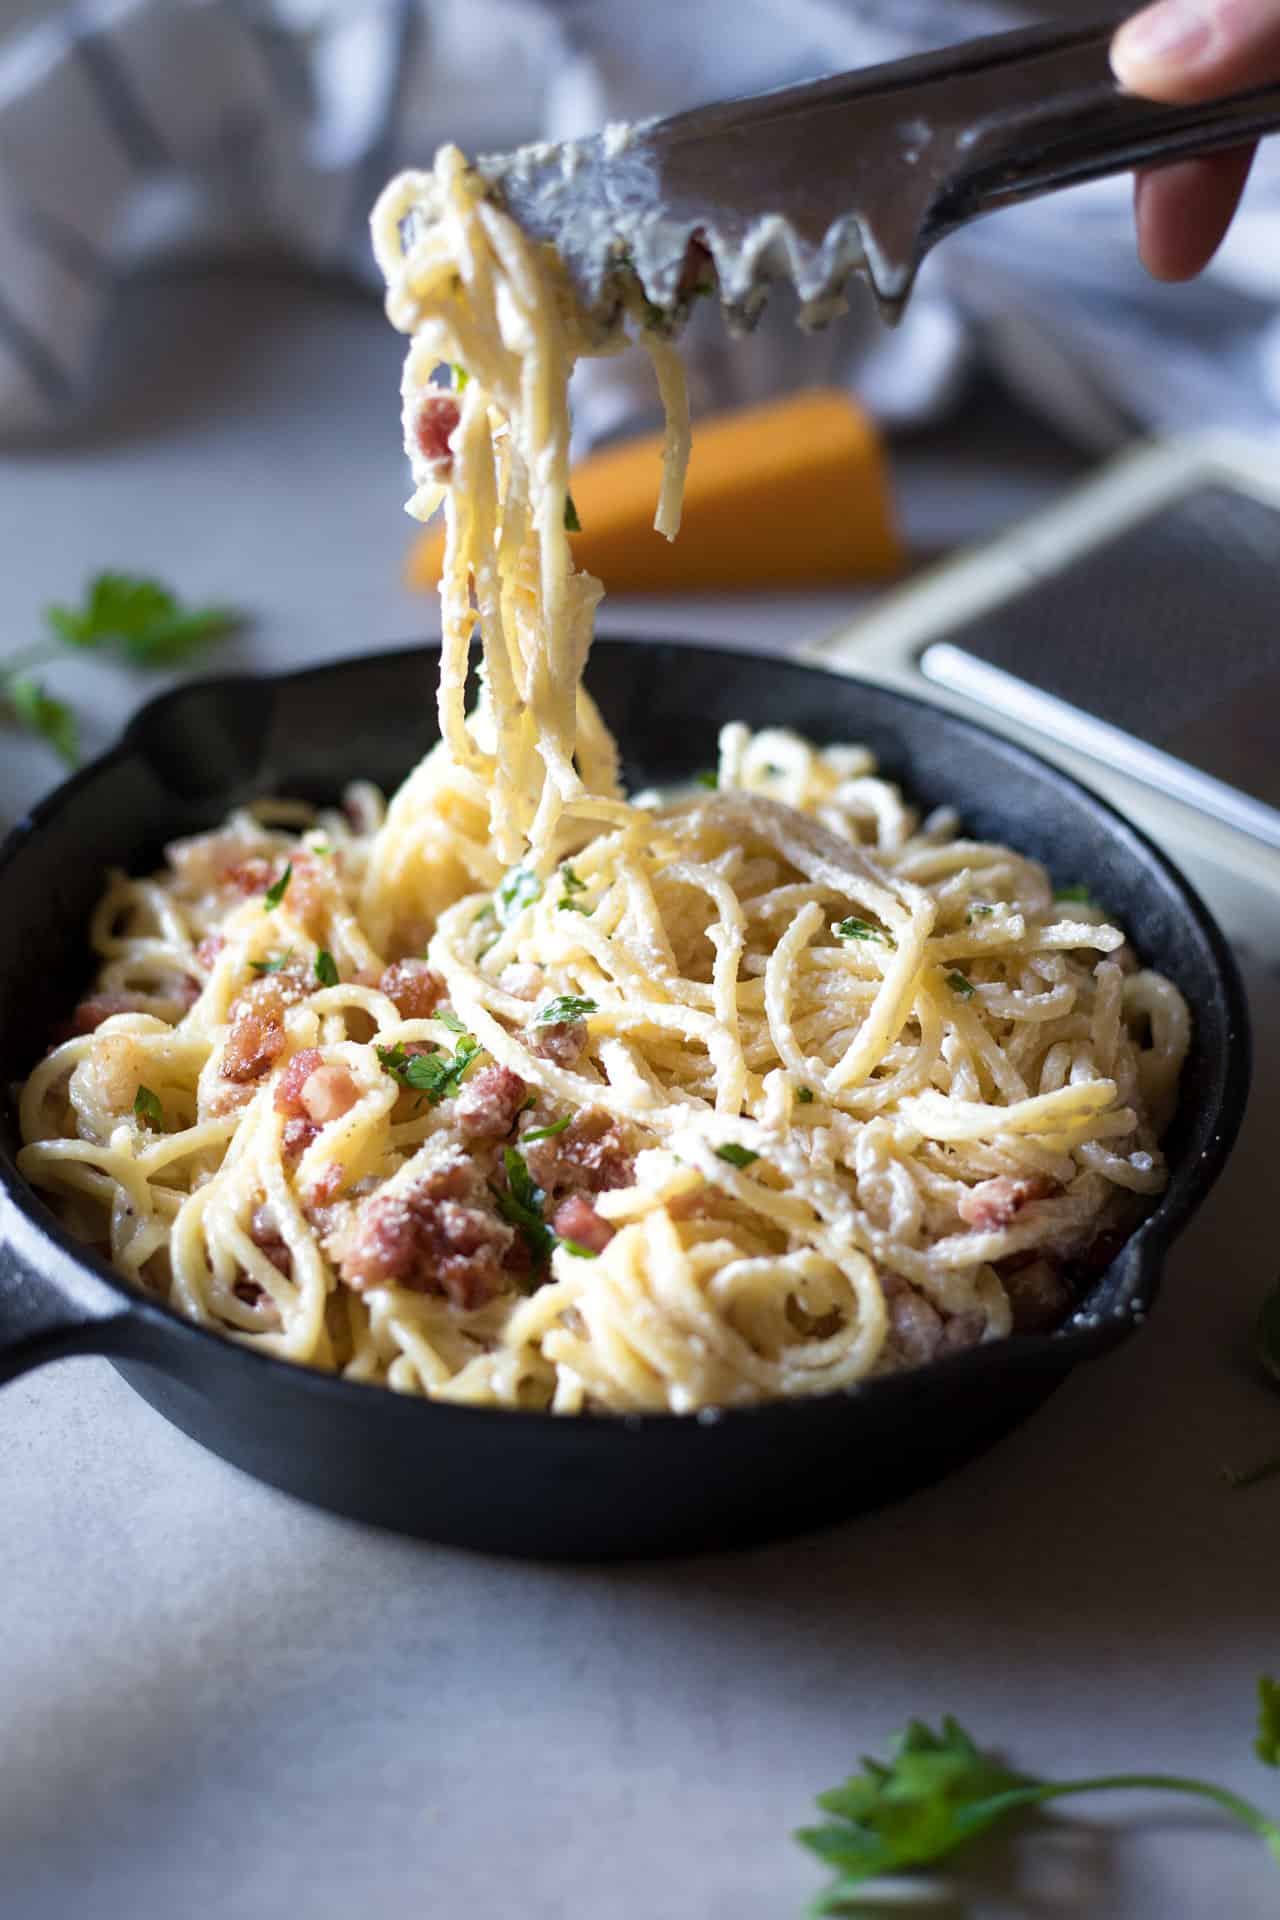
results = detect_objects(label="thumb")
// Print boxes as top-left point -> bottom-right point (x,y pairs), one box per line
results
1112,0 -> 1280,102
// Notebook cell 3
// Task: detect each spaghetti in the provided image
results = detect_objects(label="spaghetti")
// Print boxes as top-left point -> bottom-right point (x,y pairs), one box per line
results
16,148 -> 1191,1414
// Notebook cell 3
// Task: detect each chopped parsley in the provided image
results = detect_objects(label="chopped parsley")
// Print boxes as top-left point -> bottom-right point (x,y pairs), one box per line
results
534,995 -> 597,1026
249,950 -> 293,976
715,1143 -> 759,1169
1055,883 -> 1093,905
796,1087 -> 815,1105
496,865 -> 542,925
522,1114 -> 572,1143
376,1034 -> 480,1104
835,916 -> 894,947
451,362 -> 470,391
558,865 -> 590,912
495,1144 -> 600,1267
694,769 -> 718,790
132,1085 -> 166,1131
263,863 -> 292,911
436,1008 -> 467,1033
946,970 -> 976,999
314,949 -> 339,989
966,904 -> 995,923
564,492 -> 582,533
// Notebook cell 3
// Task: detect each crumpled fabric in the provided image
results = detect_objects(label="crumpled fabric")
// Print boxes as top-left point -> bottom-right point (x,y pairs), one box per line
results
2,0 -> 1279,450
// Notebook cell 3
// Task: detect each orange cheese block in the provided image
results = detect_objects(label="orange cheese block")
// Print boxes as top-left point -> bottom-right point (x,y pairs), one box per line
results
405,387 -> 903,592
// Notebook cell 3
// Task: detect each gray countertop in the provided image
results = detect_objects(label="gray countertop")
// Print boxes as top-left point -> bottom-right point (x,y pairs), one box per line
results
3,267 -> 1277,1920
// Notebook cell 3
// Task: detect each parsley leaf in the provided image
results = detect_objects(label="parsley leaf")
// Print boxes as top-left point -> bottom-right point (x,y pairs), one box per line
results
495,1144 -> 602,1267
314,949 -> 339,988
249,950 -> 293,976
376,1034 -> 479,1104
452,363 -> 470,391
715,1144 -> 759,1169
5,675 -> 79,765
796,1087 -> 815,1105
495,1146 -> 555,1264
436,1008 -> 466,1033
799,1688 -> 1280,1911
496,866 -> 542,926
694,769 -> 718,790
558,865 -> 591,912
522,1114 -> 572,1143
1055,883 -> 1093,904
945,971 -> 975,999
564,492 -> 582,533
835,916 -> 893,946
45,572 -> 242,666
133,1085 -> 167,1131
534,995 -> 597,1026
263,863 -> 292,911
1258,1677 -> 1280,1769
967,905 -> 995,923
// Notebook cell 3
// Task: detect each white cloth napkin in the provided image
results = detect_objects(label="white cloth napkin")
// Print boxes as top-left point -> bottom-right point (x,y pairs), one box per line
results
2,0 -> 1280,451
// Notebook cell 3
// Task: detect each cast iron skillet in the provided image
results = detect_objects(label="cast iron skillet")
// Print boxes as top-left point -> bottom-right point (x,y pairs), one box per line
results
0,642 -> 1250,1558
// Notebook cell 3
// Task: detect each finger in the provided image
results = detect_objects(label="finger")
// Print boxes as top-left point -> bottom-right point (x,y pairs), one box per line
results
1133,144 -> 1256,277
1113,0 -> 1280,102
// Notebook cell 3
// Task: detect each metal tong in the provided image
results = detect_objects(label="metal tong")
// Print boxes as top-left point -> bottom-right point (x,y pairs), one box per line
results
477,19 -> 1280,328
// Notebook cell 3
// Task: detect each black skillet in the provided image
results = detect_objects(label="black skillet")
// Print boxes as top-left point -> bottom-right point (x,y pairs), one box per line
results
0,642 -> 1250,1558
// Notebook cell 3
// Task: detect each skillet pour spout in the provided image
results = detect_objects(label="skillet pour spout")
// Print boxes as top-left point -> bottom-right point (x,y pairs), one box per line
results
0,642 -> 1250,1558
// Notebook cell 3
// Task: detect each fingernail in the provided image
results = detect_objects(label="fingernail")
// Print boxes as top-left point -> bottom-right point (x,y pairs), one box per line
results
1112,0 -> 1212,77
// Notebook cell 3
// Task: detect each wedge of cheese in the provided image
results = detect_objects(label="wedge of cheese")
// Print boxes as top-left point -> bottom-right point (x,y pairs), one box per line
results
405,387 -> 903,592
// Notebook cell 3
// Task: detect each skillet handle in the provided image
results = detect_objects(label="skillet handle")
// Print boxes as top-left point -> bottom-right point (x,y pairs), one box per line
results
0,1193 -> 136,1385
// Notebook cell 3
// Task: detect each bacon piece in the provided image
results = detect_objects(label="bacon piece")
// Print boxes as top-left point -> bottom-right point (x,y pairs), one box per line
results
249,1205 -> 292,1276
310,1161 -> 347,1205
455,1064 -> 527,1140
301,1063 -> 359,1126
957,1174 -> 1055,1233
378,958 -> 447,1020
881,1273 -> 946,1367
223,1009 -> 286,1083
522,1106 -> 634,1196
337,1153 -> 514,1308
531,1018 -> 588,1069
221,856 -> 275,896
60,992 -> 146,1039
413,392 -> 461,478
273,1045 -> 324,1155
551,1193 -> 614,1254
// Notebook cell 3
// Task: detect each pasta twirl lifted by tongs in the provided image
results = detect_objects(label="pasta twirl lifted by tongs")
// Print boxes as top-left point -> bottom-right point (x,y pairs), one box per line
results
15,147 -> 1190,1416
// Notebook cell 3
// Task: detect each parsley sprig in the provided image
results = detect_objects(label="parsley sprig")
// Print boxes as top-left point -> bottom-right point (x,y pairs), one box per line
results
496,865 -> 542,926
493,1144 -> 599,1269
132,1085 -> 167,1132
4,572 -> 244,765
835,916 -> 895,948
376,1033 -> 480,1103
799,1679 -> 1280,1912
534,995 -> 597,1026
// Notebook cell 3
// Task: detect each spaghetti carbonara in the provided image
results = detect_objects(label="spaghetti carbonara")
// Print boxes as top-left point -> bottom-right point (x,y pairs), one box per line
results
16,148 -> 1191,1414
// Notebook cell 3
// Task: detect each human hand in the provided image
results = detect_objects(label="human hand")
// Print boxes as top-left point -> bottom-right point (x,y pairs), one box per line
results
1111,0 -> 1280,279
